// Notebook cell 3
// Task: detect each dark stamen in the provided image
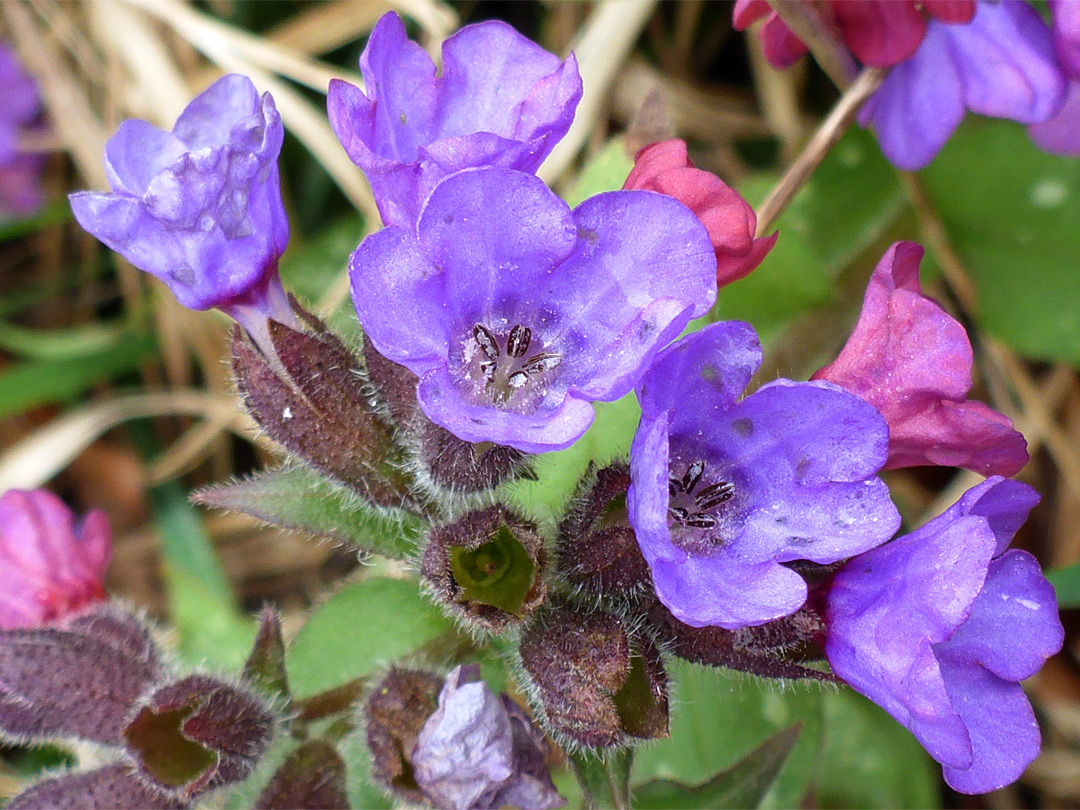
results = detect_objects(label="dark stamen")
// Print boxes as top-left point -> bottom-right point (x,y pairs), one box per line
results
507,371 -> 530,389
681,460 -> 705,494
684,513 -> 717,529
473,324 -> 499,361
669,477 -> 682,497
507,324 -> 532,358
695,481 -> 735,510
479,361 -> 496,383
523,353 -> 562,374
668,506 -> 690,525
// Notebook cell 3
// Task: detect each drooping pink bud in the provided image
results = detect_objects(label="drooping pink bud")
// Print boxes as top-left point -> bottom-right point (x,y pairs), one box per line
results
623,140 -> 776,288
813,242 -> 1028,475
0,489 -> 111,629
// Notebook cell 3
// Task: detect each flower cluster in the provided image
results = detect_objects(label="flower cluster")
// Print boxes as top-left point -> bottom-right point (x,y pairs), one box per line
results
61,6 -> 1066,805
736,0 -> 1079,168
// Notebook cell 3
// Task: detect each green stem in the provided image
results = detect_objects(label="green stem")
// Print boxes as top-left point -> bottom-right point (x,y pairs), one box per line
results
570,748 -> 634,810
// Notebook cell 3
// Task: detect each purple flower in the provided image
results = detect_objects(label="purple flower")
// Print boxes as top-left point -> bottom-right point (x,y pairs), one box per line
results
1030,1 -> 1080,155
348,167 -> 716,453
627,321 -> 900,630
825,477 -> 1063,794
329,12 -> 581,228
813,241 -> 1027,476
69,75 -> 293,337
0,43 -> 44,218
859,0 -> 1067,170
413,664 -> 564,810
0,489 -> 110,629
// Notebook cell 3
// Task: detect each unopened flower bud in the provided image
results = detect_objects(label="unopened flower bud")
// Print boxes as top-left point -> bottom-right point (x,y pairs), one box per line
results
0,489 -> 111,629
364,668 -> 443,805
556,463 -> 650,599
232,314 -> 414,509
646,599 -> 834,682
422,506 -> 547,632
519,601 -> 668,749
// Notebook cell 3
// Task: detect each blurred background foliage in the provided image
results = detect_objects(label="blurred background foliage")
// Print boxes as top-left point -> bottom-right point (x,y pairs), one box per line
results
1,1 -> 1079,808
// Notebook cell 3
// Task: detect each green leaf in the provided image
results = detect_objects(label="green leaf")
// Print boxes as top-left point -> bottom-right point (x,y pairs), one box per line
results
0,319 -> 128,360
816,690 -> 940,809
149,481 -> 256,670
921,119 -> 1080,364
633,724 -> 802,810
1047,562 -> 1080,609
563,137 -> 634,207
0,334 -> 156,419
286,577 -> 454,699
192,465 -> 424,560
632,662 -> 824,810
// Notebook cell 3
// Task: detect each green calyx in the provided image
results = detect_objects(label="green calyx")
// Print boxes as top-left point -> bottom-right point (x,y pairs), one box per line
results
449,524 -> 536,616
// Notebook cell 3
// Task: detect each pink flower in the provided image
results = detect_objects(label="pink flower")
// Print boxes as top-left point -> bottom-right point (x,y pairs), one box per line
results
0,490 -> 111,628
732,0 -> 975,70
813,241 -> 1027,475
622,140 -> 776,288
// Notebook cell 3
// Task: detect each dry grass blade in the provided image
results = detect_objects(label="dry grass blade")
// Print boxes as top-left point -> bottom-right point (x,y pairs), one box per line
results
124,0 -> 364,93
88,0 -> 191,124
0,392 -> 261,492
538,0 -> 659,185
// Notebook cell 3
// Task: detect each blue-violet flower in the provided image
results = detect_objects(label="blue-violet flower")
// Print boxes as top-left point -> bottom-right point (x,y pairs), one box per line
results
0,43 -> 45,219
627,320 -> 900,629
825,477 -> 1063,794
348,167 -> 717,453
328,12 -> 581,229
859,0 -> 1066,170
413,664 -> 564,810
1030,0 -> 1080,156
69,74 -> 293,340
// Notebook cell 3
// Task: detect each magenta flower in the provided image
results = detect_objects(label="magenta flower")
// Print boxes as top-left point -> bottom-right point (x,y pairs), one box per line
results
329,12 -> 581,229
348,167 -> 716,453
0,489 -> 110,629
69,75 -> 293,339
622,140 -> 776,289
733,0 -> 975,70
813,241 -> 1027,476
858,0 -> 1066,170
413,665 -> 564,810
0,43 -> 45,218
627,321 -> 899,630
825,477 -> 1063,794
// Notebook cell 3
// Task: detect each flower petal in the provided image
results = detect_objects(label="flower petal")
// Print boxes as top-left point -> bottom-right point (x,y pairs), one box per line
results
104,120 -> 187,196
937,550 -> 1063,682
814,242 -> 1027,475
936,657 -> 1041,794
859,27 -> 965,170
635,320 -> 761,425
417,367 -> 594,453
948,0 -> 1066,124
1029,80 -> 1080,157
348,225 -> 451,374
831,0 -> 926,67
172,74 -> 262,150
652,554 -> 808,629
